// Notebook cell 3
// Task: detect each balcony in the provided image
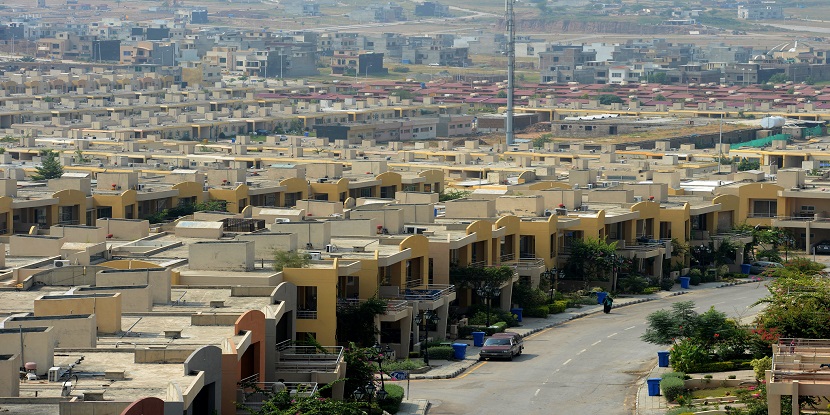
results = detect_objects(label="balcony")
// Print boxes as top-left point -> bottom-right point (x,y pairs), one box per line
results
296,310 -> 318,319
274,341 -> 344,373
382,283 -> 457,308
337,298 -> 409,313
237,376 -> 318,413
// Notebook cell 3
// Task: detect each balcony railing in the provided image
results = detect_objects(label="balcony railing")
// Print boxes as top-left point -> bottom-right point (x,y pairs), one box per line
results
337,298 -> 409,312
275,341 -> 344,373
390,284 -> 456,301
296,310 -> 318,319
499,253 -> 515,262
747,212 -> 776,218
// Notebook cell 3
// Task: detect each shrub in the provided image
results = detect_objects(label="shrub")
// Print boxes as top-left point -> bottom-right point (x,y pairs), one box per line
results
686,360 -> 753,373
751,356 -> 771,381
703,374 -> 713,379
660,376 -> 686,402
484,322 -> 507,335
524,306 -> 549,318
689,272 -> 701,286
424,346 -> 454,360
391,66 -> 410,73
643,287 -> 660,294
670,340 -> 709,373
549,300 -> 568,314
660,277 -> 674,291
728,374 -> 737,379
661,372 -> 686,381
468,308 -> 518,327
665,408 -> 696,415
379,384 -> 404,414
458,325 -> 475,338
382,359 -> 425,372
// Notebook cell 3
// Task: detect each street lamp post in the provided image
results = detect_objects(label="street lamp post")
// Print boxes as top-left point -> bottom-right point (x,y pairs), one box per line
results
370,343 -> 393,400
365,64 -> 373,79
413,310 -> 439,366
476,284 -> 500,327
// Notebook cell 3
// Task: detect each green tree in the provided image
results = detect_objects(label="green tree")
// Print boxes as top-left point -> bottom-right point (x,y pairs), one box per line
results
754,270 -> 830,343
563,237 -> 617,289
598,94 -> 624,105
736,157 -> 761,171
438,188 -> 470,202
654,93 -> 667,101
497,90 -> 507,98
642,301 -> 747,371
31,150 -> 63,181
273,250 -> 311,272
532,133 -> 553,148
644,72 -> 667,84
767,73 -> 789,84
243,388 -> 366,415
336,298 -> 387,346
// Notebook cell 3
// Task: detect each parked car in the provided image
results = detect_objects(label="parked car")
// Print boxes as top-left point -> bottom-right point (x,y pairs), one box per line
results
814,240 -> 830,254
749,261 -> 784,275
479,332 -> 523,361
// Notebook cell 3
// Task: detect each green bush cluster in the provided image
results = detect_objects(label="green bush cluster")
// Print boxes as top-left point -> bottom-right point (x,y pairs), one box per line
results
483,322 -> 507,335
685,360 -> 752,373
381,359 -> 425,372
660,277 -> 675,291
643,287 -> 660,294
379,384 -> 405,414
424,346 -> 454,360
660,376 -> 686,402
391,66 -> 410,73
523,306 -> 549,318
661,372 -> 685,381
467,308 -> 519,327
549,300 -> 568,314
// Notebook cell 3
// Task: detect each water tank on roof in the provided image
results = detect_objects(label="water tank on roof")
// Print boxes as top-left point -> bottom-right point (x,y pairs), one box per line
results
761,116 -> 786,129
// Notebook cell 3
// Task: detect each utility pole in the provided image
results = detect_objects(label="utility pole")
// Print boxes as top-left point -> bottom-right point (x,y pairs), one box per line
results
505,0 -> 515,146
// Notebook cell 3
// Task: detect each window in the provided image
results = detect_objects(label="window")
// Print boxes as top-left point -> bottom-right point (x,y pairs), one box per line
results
752,200 -> 777,218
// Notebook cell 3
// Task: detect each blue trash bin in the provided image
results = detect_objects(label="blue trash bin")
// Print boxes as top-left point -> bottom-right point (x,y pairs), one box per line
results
510,308 -> 523,322
451,343 -> 467,360
472,331 -> 485,347
679,277 -> 690,289
647,378 -> 662,396
741,263 -> 751,275
657,351 -> 670,367
596,291 -> 608,305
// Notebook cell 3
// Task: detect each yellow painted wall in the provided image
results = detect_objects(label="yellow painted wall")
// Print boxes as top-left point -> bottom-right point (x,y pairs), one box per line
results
208,184 -> 249,213
93,190 -> 137,219
282,263 -> 338,346
172,181 -> 206,205
33,293 -> 122,334
52,189 -> 89,225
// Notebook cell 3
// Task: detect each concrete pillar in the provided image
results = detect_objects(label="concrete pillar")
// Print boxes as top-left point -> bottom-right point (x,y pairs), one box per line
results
806,222 -> 812,254
499,283 -> 513,311
792,380 -> 800,414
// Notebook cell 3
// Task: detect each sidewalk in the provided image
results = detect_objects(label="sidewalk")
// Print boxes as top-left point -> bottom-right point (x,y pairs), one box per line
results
397,278 -> 759,415
409,291 -> 683,380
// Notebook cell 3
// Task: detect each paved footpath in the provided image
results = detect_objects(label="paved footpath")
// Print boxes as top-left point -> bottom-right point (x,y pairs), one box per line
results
396,279 -> 759,415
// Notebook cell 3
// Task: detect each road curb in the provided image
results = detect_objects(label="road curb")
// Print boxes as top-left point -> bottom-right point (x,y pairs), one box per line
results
717,279 -> 757,288
410,297 -> 658,380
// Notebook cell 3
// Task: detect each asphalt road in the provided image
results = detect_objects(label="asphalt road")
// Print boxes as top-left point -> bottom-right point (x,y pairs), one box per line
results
412,283 -> 770,415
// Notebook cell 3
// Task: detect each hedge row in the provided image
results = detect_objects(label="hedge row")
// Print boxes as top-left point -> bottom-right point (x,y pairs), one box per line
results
686,360 -> 753,373
424,345 -> 454,360
379,384 -> 405,414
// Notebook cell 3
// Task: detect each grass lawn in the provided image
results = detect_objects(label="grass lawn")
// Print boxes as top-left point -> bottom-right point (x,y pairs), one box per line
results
689,386 -> 742,399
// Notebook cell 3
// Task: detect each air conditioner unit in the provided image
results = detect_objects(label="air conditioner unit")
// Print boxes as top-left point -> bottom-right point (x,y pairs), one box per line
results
330,213 -> 343,218
274,218 -> 290,223
308,251 -> 322,260
48,366 -> 62,382
325,244 -> 337,253
128,163 -> 134,167
135,184 -> 145,191
154,163 -> 161,168
587,183 -> 594,189
544,209 -> 553,217
54,260 -> 71,268
234,181 -> 245,186
203,185 -> 209,191
634,196 -> 643,202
